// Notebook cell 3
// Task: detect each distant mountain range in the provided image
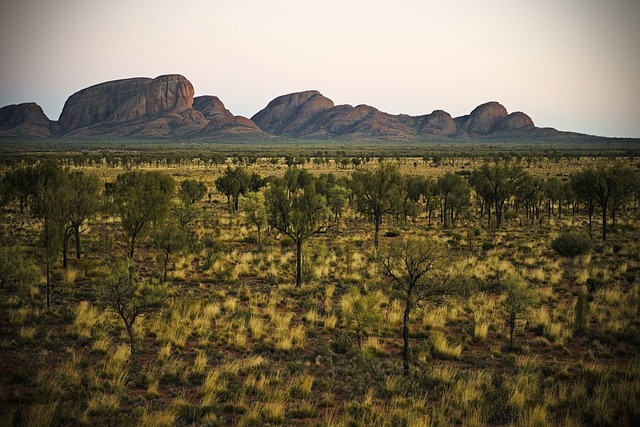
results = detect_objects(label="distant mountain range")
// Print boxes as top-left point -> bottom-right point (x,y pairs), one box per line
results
0,74 -> 631,142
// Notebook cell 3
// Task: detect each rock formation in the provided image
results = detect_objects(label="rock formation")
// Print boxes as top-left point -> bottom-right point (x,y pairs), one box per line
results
459,101 -> 508,134
251,93 -> 539,139
56,74 -> 262,137
0,74 -> 609,141
0,103 -> 54,137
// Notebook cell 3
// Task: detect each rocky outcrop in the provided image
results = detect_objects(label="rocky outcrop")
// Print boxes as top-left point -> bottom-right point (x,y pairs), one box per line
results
0,103 -> 54,137
1,74 -> 603,141
251,91 -> 334,135
419,110 -> 457,136
59,77 -> 152,131
55,75 -> 262,137
493,112 -> 534,132
193,96 -> 262,134
251,92 -> 537,139
459,101 -> 508,134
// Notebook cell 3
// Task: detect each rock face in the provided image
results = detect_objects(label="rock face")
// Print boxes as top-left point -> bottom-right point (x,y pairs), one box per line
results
251,91 -> 334,135
493,112 -> 534,132
251,92 -> 538,139
193,96 -> 262,133
56,74 -> 262,137
0,103 -> 54,137
1,74 -> 582,141
460,101 -> 508,134
419,110 -> 457,136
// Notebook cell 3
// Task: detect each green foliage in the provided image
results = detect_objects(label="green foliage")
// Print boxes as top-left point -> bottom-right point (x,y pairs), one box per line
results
341,287 -> 383,349
110,170 -> 175,259
241,191 -> 267,246
351,163 -> 406,247
98,260 -> 167,356
501,274 -> 537,349
265,174 -> 330,286
551,232 -> 593,257
178,179 -> 207,206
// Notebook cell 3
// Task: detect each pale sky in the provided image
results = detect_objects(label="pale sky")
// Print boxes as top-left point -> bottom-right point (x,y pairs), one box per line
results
1,0 -> 639,138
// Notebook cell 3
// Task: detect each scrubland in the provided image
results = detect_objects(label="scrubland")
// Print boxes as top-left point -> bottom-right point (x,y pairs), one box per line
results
1,153 -> 639,426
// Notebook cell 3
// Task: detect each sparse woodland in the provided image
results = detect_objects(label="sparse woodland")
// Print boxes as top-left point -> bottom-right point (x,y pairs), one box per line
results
1,152 -> 639,426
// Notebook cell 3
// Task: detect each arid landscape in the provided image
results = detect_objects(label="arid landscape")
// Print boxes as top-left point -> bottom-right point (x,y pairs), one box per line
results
1,144 -> 639,426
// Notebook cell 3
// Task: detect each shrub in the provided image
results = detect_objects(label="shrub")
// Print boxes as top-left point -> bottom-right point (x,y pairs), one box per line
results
551,232 -> 593,257
384,229 -> 401,238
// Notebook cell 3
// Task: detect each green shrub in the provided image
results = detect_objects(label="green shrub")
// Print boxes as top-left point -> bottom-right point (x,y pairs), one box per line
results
551,232 -> 593,257
383,229 -> 401,238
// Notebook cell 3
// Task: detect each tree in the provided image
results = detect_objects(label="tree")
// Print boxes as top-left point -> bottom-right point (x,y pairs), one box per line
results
570,169 -> 598,235
1,165 -> 38,213
99,260 -> 167,359
327,185 -> 351,226
340,287 -> 383,349
151,219 -> 188,282
0,246 -> 39,333
471,161 -> 525,229
215,166 -> 250,215
242,191 -> 267,247
502,274 -> 536,350
571,163 -> 636,240
178,179 -> 207,206
66,171 -> 101,261
351,163 -> 406,248
436,173 -> 470,229
265,178 -> 330,287
111,171 -> 175,260
545,177 -> 565,220
381,237 -> 463,375
31,162 -> 68,307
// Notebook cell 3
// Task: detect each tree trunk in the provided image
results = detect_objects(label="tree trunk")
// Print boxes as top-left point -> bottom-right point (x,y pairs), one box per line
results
295,239 -> 302,287
602,203 -> 607,241
402,297 -> 411,376
163,251 -> 169,283
62,234 -> 69,269
374,214 -> 381,249
75,226 -> 81,259
46,260 -> 51,310
124,319 -> 137,361
508,312 -> 516,349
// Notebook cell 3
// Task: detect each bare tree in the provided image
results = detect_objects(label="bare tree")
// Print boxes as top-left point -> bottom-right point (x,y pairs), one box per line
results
99,260 -> 167,360
381,237 -> 464,375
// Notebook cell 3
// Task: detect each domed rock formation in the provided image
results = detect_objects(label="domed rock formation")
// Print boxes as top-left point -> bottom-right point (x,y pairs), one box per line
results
493,112 -> 534,132
0,102 -> 54,137
251,90 -> 334,135
460,101 -> 509,134
419,110 -> 457,136
56,75 -> 262,137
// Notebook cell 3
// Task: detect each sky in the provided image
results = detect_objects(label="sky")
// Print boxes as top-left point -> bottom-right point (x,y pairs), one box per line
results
1,0 -> 639,138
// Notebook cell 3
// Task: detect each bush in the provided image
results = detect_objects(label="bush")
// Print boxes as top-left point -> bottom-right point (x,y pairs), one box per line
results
383,229 -> 401,238
551,232 -> 593,257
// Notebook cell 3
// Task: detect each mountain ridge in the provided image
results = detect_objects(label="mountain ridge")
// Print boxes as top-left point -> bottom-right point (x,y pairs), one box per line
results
0,74 -> 632,142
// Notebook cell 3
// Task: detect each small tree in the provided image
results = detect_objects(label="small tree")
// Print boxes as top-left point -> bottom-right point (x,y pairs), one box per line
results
502,274 -> 536,350
99,260 -> 166,360
0,246 -> 40,333
340,287 -> 383,349
111,171 -> 175,260
351,163 -> 406,248
178,179 -> 207,206
381,237 -> 463,375
242,191 -> 267,247
67,171 -> 101,260
151,219 -> 188,283
265,178 -> 330,287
